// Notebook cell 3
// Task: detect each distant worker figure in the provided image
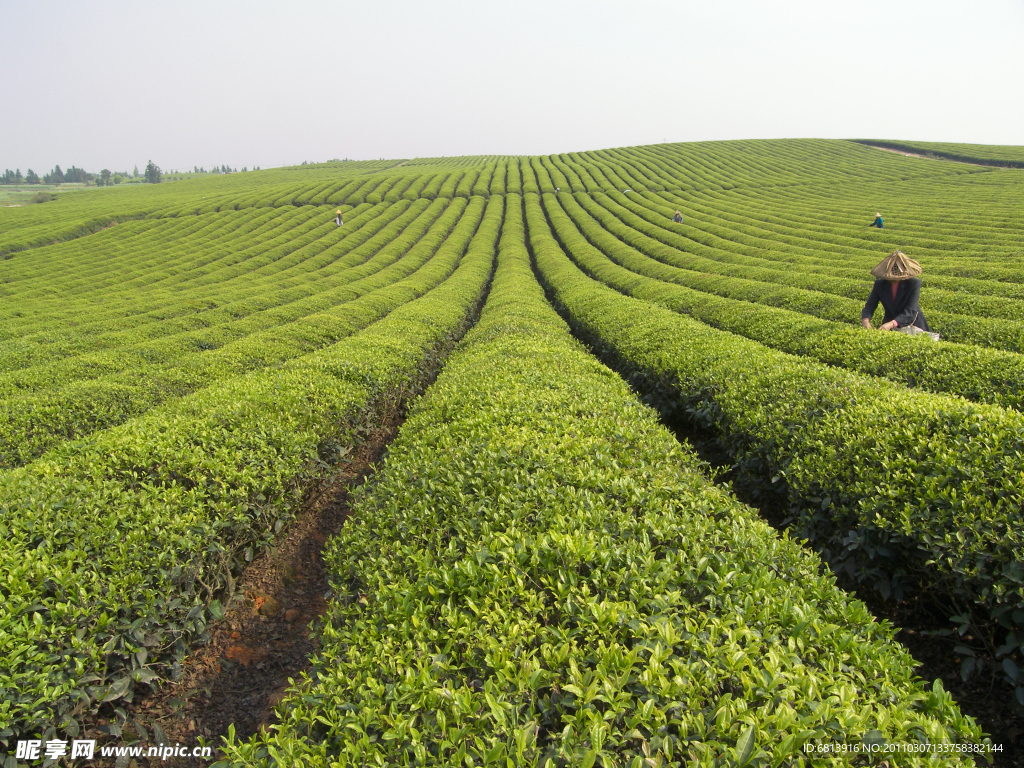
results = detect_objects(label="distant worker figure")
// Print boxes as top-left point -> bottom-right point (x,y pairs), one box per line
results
869,212 -> 884,228
672,210 -> 683,223
334,209 -> 343,227
861,251 -> 938,339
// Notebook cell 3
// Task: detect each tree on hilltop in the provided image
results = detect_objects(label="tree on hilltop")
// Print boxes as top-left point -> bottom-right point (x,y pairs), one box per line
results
25,169 -> 40,184
64,166 -> 92,184
144,160 -> 162,184
44,165 -> 65,184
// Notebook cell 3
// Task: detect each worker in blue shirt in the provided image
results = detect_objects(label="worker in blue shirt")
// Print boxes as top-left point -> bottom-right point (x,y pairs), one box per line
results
869,212 -> 883,228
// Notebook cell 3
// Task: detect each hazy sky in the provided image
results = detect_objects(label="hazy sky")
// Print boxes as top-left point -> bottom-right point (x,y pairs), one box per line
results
3,0 -> 1022,172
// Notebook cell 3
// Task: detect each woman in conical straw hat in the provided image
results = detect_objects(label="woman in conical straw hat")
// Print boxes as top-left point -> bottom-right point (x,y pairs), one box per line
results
861,250 -> 933,333
869,212 -> 883,228
334,209 -> 344,227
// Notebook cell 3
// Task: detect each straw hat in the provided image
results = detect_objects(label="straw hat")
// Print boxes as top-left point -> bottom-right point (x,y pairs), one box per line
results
871,250 -> 922,281
875,212 -> 882,218
335,209 -> 342,214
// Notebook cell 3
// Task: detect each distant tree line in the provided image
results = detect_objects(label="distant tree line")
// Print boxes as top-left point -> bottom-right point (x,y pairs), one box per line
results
3,160 -> 263,186
2,164 -> 145,186
193,164 -> 242,174
161,165 -> 261,180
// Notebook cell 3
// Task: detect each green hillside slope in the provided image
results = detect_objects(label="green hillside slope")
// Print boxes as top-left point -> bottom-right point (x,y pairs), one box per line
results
1,139 -> 1020,760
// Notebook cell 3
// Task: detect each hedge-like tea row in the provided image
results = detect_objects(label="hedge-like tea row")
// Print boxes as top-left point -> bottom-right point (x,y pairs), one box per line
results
0,201 -> 410,376
1,207 -> 288,305
0,202 -> 421,385
0,197 -> 483,468
0,202 -> 388,383
544,192 -> 1024,411
626,187 -> 1024,299
570,150 -> 1022,271
575,191 -> 1024,352
0,195 -> 501,744
525,192 -> 1024,660
0,211 -> 157,259
221,196 -> 983,766
0,208 -> 328,366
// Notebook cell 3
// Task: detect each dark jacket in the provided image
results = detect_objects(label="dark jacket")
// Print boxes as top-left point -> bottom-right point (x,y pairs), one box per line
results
861,277 -> 931,330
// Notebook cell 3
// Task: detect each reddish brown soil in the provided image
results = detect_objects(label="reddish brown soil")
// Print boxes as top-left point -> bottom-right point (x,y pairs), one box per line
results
78,420 -> 400,767
70,411 -> 1022,766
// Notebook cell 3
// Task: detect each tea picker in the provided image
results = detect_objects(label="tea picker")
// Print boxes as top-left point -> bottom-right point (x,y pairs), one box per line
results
861,250 -> 939,340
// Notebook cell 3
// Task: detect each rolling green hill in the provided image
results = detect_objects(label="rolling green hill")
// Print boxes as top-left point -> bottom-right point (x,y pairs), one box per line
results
2,139 -> 1021,764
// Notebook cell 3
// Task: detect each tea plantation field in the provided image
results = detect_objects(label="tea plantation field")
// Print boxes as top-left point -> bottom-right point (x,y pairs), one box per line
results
1,139 -> 1022,765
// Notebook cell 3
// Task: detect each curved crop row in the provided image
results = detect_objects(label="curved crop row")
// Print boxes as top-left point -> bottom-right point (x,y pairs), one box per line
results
0,195 -> 501,743
221,196 -> 983,766
526,192 -> 1024,663
571,191 -> 1024,352
593,190 -> 1024,325
544,191 -> 1024,410
0,201 -> 414,377
0,202 -> 416,373
641,186 -> 1024,283
0,197 -> 490,468
0,202 -> 397,395
0,207 -> 278,297
5,205 -> 323,303
639,187 -> 1024,288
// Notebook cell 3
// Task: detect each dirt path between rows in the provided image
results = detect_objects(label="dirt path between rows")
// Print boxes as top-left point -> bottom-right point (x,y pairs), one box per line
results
872,146 -> 939,160
865,143 -> 1015,169
81,420 -> 401,767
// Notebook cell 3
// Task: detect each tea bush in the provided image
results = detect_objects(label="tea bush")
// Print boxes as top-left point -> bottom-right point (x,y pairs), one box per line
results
221,197 -> 984,766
